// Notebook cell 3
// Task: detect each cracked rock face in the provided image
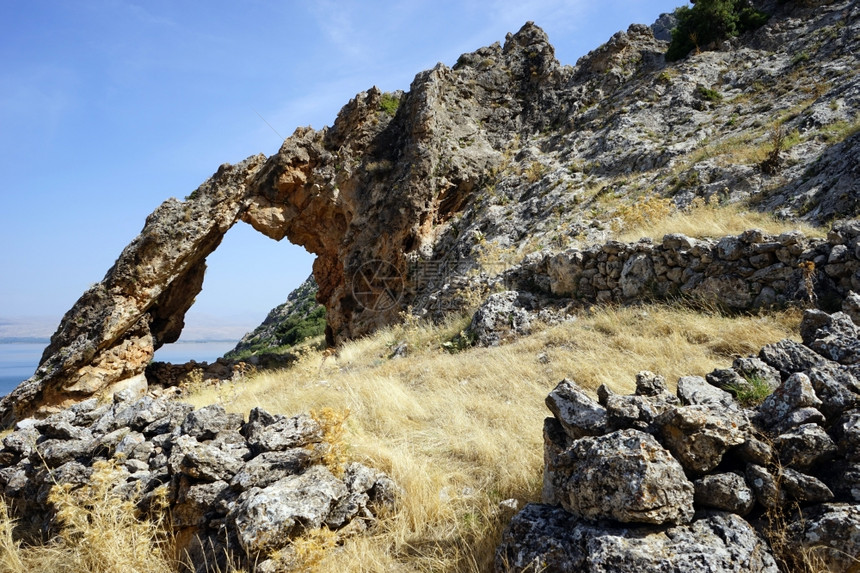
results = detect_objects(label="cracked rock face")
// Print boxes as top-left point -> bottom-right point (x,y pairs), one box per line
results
550,428 -> 695,525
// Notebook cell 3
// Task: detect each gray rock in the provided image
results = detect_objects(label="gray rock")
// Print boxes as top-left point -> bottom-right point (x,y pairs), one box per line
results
843,291 -> 860,325
142,402 -> 194,436
244,412 -> 323,453
786,503 -> 860,573
545,378 -> 607,439
634,371 -> 675,399
650,12 -> 677,42
775,423 -> 837,470
780,467 -> 834,504
326,491 -> 371,529
731,357 -> 781,392
36,437 -> 94,468
734,437 -> 774,466
677,375 -> 735,408
717,236 -> 745,261
542,417 -> 570,505
823,461 -> 860,502
807,366 -> 860,420
694,473 -> 756,515
230,449 -> 317,491
757,372 -> 822,429
585,512 -> 779,573
467,291 -> 535,346
693,275 -> 753,309
620,253 -> 656,299
173,479 -> 234,527
604,392 -> 676,432
553,429 -> 694,525
807,312 -> 860,365
657,405 -> 748,473
706,368 -> 750,395
800,308 -> 834,345
495,504 -> 779,573
182,404 -> 243,441
92,426 -> 131,457
210,429 -> 251,461
33,418 -> 84,441
168,434 -> 243,482
832,411 -> 860,462
67,398 -> 107,426
2,463 -> 35,498
2,426 -> 40,457
759,339 -> 827,378
495,503 -> 587,572
769,406 -> 826,435
51,461 -> 94,487
366,473 -> 399,511
230,465 -> 348,554
746,464 -> 782,510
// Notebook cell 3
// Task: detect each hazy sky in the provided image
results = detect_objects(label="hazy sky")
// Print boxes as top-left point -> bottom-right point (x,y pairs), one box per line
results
0,0 -> 684,340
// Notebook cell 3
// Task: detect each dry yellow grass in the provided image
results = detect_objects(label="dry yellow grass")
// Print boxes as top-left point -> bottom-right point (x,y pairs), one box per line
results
1,460 -> 177,573
615,199 -> 824,243
177,303 -> 801,572
0,304 -> 803,572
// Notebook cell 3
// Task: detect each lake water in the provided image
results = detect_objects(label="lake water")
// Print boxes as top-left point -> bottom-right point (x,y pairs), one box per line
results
0,341 -> 238,398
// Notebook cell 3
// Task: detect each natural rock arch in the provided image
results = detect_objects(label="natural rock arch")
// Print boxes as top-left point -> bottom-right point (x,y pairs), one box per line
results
0,23 -> 569,424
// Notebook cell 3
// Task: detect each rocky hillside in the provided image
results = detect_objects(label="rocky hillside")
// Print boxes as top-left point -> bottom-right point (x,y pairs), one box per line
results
2,0 -> 857,425
2,2 -> 860,571
232,0 -> 858,356
224,275 -> 325,362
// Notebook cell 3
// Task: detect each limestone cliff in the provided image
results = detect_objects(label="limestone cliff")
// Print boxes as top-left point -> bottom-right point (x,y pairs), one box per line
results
2,0 -> 858,424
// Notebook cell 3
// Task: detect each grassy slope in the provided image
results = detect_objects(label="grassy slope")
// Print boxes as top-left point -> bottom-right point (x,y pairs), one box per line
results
0,202 -> 819,572
181,303 -> 801,572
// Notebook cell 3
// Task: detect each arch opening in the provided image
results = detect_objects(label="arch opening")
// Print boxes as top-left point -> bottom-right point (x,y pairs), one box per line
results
152,222 -> 315,364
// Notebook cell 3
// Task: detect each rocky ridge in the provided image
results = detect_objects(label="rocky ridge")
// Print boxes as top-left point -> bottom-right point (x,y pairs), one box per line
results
3,1 -> 858,426
496,300 -> 860,572
234,0 -> 858,363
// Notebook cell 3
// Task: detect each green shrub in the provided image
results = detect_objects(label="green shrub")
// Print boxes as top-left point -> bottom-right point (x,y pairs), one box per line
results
379,92 -> 400,117
697,85 -> 723,102
275,305 -> 327,347
666,0 -> 769,62
726,374 -> 773,407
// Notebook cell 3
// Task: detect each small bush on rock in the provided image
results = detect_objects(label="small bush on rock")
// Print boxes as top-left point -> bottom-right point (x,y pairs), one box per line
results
726,373 -> 773,407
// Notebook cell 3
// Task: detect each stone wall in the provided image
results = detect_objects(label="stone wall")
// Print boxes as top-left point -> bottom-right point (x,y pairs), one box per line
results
514,221 -> 860,313
495,304 -> 860,572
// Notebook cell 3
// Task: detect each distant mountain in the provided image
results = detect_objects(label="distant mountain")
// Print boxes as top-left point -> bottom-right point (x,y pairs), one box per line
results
0,317 -> 57,340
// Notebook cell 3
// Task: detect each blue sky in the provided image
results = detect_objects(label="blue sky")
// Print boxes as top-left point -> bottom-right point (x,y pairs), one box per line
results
0,0 -> 684,341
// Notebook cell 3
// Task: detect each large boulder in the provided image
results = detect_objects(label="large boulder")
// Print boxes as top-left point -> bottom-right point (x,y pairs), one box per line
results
550,429 -> 694,525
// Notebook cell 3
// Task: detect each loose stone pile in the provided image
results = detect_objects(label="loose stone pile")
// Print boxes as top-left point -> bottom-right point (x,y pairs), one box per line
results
0,397 -> 397,572
495,301 -> 860,572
